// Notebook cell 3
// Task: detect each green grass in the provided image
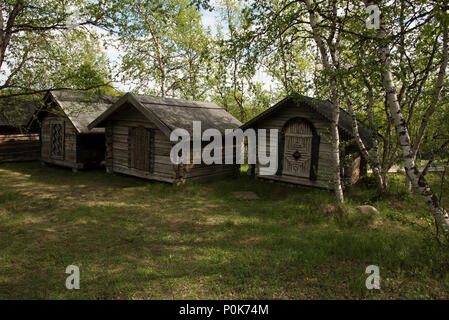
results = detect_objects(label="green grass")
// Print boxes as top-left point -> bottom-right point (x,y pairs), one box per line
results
0,162 -> 448,299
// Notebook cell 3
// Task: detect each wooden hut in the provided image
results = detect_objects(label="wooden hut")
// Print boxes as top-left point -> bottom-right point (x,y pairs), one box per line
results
241,94 -> 373,188
88,93 -> 242,184
36,91 -> 119,171
0,99 -> 41,163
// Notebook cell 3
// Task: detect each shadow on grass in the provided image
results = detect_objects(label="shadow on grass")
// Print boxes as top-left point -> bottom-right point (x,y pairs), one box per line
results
1,162 -> 449,299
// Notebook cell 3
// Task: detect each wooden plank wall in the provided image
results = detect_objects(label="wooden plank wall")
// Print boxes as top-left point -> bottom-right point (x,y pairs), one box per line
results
254,103 -> 334,188
107,103 -> 238,184
185,144 -> 238,180
107,104 -> 175,183
0,134 -> 40,162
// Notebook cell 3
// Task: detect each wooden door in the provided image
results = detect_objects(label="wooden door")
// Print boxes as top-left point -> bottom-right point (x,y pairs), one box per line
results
283,120 -> 313,178
129,126 -> 152,172
50,122 -> 64,160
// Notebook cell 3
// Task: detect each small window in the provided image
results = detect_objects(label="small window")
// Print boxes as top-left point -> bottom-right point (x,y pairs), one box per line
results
50,122 -> 64,160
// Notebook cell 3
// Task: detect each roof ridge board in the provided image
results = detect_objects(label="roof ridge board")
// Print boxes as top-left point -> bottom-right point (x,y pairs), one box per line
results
49,92 -> 114,134
135,96 -> 219,109
50,89 -> 116,97
50,91 -> 119,103
140,102 -> 221,110
136,94 -> 214,103
56,99 -> 110,115
57,97 -> 118,104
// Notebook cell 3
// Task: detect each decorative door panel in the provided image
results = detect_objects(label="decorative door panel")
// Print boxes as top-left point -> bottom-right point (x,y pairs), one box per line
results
50,122 -> 64,160
283,121 -> 313,178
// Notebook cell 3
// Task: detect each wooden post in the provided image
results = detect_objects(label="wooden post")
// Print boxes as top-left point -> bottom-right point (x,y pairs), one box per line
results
105,122 -> 113,174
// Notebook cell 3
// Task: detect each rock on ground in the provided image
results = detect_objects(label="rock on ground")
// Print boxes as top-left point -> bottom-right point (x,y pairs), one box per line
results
356,205 -> 380,216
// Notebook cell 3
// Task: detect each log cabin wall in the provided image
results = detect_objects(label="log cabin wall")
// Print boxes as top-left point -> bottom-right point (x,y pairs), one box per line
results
0,99 -> 41,163
183,140 -> 238,181
104,103 -> 239,184
106,103 -> 175,183
184,160 -> 237,181
344,155 -> 362,186
0,133 -> 40,163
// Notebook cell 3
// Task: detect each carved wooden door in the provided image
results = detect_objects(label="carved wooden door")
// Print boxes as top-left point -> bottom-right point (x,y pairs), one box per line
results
50,122 -> 64,160
283,120 -> 313,178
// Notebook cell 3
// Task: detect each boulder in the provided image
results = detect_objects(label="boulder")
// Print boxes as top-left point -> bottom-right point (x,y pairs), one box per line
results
356,205 -> 380,216
355,205 -> 382,227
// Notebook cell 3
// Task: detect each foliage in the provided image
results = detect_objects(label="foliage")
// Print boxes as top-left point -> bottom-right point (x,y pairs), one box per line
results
110,0 -> 212,100
0,0 -> 116,98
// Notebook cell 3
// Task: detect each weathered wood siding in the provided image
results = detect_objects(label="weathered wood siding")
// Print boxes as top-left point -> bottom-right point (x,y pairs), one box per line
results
254,102 -> 334,188
106,104 -> 175,183
0,134 -> 40,162
105,103 -> 237,184
184,149 -> 237,181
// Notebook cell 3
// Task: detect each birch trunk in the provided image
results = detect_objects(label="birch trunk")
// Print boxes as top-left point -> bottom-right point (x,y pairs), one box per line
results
405,176 -> 412,192
330,91 -> 345,202
406,27 -> 448,193
304,0 -> 344,202
375,13 -> 449,234
340,79 -> 387,194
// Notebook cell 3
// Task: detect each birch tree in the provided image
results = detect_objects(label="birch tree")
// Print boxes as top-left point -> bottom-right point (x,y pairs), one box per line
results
114,0 -> 210,99
364,0 -> 449,235
302,0 -> 345,202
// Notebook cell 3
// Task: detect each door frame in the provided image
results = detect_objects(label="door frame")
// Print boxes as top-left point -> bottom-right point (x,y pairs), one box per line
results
276,117 -> 320,180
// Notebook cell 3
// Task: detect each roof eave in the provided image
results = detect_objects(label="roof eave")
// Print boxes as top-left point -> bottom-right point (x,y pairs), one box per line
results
241,95 -> 294,130
88,93 -> 173,138
241,94 -> 375,149
88,93 -> 131,130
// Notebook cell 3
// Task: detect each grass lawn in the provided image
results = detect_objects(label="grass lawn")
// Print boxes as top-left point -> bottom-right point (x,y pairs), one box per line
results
0,162 -> 448,299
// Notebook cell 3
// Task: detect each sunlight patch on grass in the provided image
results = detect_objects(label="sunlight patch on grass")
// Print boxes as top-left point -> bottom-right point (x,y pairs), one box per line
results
0,162 -> 448,299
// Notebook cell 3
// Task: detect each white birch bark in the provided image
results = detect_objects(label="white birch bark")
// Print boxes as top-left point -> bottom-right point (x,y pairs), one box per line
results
369,2 -> 449,233
304,0 -> 344,202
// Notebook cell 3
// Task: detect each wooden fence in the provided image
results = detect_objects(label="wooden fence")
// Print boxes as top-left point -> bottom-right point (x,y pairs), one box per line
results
0,134 -> 40,163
